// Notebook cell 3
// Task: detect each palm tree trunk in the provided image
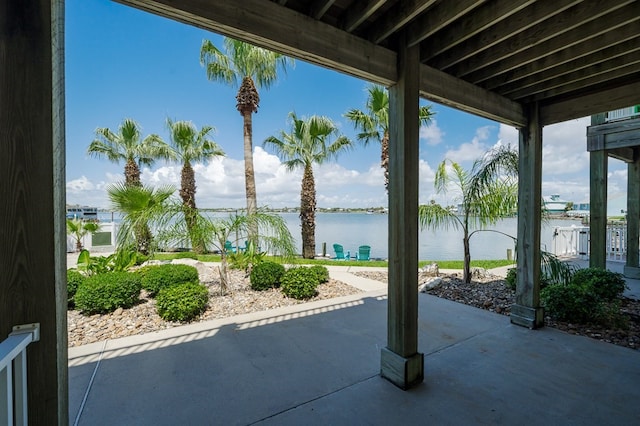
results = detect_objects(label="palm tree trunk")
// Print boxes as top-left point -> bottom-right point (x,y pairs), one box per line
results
124,158 -> 141,187
125,158 -> 152,253
300,165 -> 316,259
381,131 -> 390,191
242,111 -> 259,243
463,229 -> 471,283
180,162 -> 205,253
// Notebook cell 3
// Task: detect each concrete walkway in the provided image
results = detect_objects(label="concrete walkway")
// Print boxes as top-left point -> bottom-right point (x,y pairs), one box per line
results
68,264 -> 640,425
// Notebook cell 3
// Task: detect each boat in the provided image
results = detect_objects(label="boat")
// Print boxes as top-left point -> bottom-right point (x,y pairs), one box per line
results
66,206 -> 98,221
543,195 -> 568,214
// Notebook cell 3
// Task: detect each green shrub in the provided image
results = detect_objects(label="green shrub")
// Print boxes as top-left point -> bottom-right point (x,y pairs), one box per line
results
250,261 -> 285,291
541,284 -> 599,323
140,264 -> 199,296
309,265 -> 330,284
281,267 -> 319,300
570,268 -> 627,301
67,269 -> 85,306
156,282 -> 209,322
74,271 -> 142,315
505,268 -> 516,291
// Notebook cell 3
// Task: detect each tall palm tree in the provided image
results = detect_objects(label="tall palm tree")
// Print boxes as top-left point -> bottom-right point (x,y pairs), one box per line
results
345,84 -> 434,191
418,145 -> 519,283
107,182 -> 175,255
87,118 -> 173,187
200,38 -> 294,238
264,113 -> 352,258
166,119 -> 225,253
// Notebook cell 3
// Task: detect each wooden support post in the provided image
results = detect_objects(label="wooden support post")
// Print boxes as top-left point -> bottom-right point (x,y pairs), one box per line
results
625,149 -> 640,278
381,34 -> 423,390
0,1 -> 68,423
590,114 -> 608,270
511,103 -> 544,329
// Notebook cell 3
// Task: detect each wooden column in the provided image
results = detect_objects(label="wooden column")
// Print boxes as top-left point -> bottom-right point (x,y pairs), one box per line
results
380,34 -> 423,389
589,114 -> 608,269
511,103 -> 544,328
0,1 -> 68,423
625,149 -> 640,278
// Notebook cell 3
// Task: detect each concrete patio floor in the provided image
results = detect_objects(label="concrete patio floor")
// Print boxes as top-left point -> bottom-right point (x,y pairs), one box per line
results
68,264 -> 640,425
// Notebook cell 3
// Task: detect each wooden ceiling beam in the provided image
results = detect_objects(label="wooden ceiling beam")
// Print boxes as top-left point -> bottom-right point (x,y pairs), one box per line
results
453,1 -> 639,80
405,0 -> 486,47
115,0 -> 397,85
368,0 -> 436,44
310,0 -> 336,20
494,38 -> 640,97
479,23 -> 640,90
419,64 -> 526,128
516,52 -> 640,102
540,81 -> 640,125
340,0 -> 387,33
428,0 -> 582,70
420,0 -> 535,61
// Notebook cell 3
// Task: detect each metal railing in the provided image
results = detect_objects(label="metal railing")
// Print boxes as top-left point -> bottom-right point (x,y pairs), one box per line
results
606,105 -> 640,122
0,323 -> 40,425
552,224 -> 633,261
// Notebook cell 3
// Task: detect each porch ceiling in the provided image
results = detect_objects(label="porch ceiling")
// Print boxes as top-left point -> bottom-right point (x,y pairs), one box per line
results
117,0 -> 640,127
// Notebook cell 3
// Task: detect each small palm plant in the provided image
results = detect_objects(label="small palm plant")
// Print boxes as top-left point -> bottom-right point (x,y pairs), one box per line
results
66,219 -> 100,252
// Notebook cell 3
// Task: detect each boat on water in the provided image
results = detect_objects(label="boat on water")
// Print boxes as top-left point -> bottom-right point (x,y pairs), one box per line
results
66,206 -> 98,221
543,194 -> 568,214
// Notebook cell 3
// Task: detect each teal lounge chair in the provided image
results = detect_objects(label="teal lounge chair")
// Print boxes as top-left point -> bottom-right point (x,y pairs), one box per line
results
332,243 -> 350,260
356,245 -> 371,261
224,240 -> 236,254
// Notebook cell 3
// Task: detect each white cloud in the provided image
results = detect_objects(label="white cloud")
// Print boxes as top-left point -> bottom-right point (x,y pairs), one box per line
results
420,119 -> 444,146
445,125 -> 493,163
542,118 -> 590,176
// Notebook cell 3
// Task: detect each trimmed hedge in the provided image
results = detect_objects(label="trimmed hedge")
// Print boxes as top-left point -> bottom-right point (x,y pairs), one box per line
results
570,268 -> 626,301
75,271 -> 142,315
140,263 -> 200,296
309,265 -> 330,284
250,261 -> 285,291
67,269 -> 85,306
156,282 -> 209,322
281,267 -> 319,300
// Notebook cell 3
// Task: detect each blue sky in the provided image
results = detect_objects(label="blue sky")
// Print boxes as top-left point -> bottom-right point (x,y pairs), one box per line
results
65,0 -> 629,215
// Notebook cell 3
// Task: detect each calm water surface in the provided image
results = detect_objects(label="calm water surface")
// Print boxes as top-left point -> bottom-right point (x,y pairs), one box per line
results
99,211 -> 577,260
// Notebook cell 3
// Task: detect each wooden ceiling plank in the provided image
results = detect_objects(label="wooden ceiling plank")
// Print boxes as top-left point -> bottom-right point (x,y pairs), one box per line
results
513,52 -> 640,102
341,0 -> 387,33
406,0 -> 486,47
428,0 -> 582,70
494,38 -> 640,96
420,0 -> 535,61
453,1 -> 639,79
419,64 -> 526,127
310,0 -> 337,20
479,23 -> 640,90
115,0 -> 397,85
540,81 -> 640,125
368,0 -> 436,44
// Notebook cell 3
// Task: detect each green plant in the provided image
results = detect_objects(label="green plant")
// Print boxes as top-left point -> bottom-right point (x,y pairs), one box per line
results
229,240 -> 266,271
66,219 -> 100,252
280,267 -> 319,300
66,269 -> 85,306
156,282 -> 209,322
309,265 -> 330,284
140,263 -> 199,296
76,248 -> 139,275
74,271 -> 142,315
541,284 -> 599,323
570,268 -> 627,301
505,268 -> 516,290
250,261 -> 285,291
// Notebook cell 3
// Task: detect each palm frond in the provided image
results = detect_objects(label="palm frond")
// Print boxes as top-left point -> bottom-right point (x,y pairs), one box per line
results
418,203 -> 462,231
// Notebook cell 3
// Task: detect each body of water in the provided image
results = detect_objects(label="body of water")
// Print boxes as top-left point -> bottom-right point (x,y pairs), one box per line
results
99,211 -> 579,260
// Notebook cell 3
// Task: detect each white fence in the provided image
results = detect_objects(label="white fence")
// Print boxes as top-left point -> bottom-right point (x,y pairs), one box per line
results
552,224 -> 632,262
0,324 -> 40,425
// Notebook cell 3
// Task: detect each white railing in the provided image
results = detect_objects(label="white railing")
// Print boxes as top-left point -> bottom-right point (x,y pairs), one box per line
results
0,323 -> 40,425
552,224 -> 634,261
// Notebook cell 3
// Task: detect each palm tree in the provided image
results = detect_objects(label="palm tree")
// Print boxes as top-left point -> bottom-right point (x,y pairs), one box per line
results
345,84 -> 434,191
167,119 -> 225,253
66,219 -> 100,252
418,145 -> 519,283
107,183 -> 175,255
87,118 -> 174,187
200,38 -> 294,238
264,113 -> 352,258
